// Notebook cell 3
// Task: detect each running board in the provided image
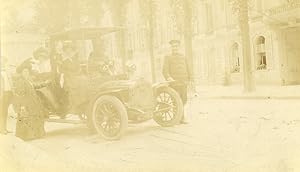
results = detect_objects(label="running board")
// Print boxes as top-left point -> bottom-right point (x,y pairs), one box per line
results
45,118 -> 86,124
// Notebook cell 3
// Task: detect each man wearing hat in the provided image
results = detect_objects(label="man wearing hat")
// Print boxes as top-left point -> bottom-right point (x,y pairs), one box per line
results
162,39 -> 191,124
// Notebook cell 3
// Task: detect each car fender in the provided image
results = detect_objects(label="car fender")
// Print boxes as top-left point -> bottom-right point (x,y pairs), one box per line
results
152,81 -> 171,89
152,80 -> 186,95
152,81 -> 173,96
152,80 -> 181,93
87,88 -> 126,111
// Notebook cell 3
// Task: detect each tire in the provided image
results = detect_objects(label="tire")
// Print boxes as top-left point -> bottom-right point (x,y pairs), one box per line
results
91,95 -> 128,140
153,86 -> 183,127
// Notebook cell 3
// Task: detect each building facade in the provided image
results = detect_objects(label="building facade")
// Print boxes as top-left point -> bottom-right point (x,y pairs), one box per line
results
123,0 -> 182,82
192,0 -> 300,86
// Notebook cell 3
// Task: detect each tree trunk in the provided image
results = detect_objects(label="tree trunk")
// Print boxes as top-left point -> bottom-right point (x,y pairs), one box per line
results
238,0 -> 255,92
183,0 -> 194,84
109,1 -> 127,72
148,0 -> 156,82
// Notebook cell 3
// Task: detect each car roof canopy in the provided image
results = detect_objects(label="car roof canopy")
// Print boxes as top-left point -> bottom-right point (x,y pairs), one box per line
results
50,27 -> 122,41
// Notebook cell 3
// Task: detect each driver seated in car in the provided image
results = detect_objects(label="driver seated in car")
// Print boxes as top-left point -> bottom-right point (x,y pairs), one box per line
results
87,39 -> 112,78
88,51 -> 109,77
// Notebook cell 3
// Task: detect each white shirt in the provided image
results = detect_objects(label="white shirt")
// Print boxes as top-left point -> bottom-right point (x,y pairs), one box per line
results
38,59 -> 51,73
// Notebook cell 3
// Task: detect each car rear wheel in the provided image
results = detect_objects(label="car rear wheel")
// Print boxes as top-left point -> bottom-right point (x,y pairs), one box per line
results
153,87 -> 183,127
91,95 -> 128,140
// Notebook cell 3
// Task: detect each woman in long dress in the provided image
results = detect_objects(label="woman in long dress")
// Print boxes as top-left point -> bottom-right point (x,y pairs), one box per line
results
14,60 -> 50,140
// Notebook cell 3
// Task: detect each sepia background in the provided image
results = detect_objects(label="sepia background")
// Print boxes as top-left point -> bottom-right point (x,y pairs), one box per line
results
1,0 -> 300,171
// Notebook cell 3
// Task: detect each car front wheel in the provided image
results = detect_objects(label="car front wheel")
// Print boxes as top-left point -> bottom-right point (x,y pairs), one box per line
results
91,95 -> 128,140
153,87 -> 183,127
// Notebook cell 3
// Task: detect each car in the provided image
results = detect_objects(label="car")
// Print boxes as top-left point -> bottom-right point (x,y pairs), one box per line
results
13,27 -> 184,140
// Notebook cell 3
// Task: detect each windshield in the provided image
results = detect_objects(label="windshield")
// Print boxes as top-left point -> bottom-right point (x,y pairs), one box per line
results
52,39 -> 123,75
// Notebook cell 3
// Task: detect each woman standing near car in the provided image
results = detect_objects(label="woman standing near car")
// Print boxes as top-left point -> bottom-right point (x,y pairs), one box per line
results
14,52 -> 51,140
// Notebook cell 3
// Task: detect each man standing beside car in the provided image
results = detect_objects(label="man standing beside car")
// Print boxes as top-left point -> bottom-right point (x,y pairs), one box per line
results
162,40 -> 191,124
0,56 -> 13,134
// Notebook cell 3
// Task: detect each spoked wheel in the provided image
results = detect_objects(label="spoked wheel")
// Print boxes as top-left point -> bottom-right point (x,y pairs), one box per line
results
153,87 -> 183,127
91,95 -> 128,140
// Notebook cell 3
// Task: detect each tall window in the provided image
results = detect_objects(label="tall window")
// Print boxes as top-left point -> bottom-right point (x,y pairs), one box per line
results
231,43 -> 240,73
255,36 -> 267,70
205,3 -> 214,33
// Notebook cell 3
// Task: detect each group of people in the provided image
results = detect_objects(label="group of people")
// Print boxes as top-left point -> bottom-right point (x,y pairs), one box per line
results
0,47 -> 52,139
0,41 -> 82,140
0,38 -> 191,140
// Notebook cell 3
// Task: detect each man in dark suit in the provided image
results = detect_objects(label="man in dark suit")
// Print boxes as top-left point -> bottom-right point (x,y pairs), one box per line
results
162,40 -> 191,124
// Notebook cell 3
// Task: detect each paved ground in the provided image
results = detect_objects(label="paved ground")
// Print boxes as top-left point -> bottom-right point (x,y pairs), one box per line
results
1,98 -> 300,172
196,85 -> 300,99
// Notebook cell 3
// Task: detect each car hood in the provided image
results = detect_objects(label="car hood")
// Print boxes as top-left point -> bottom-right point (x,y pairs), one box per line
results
99,80 -> 135,90
98,79 -> 151,91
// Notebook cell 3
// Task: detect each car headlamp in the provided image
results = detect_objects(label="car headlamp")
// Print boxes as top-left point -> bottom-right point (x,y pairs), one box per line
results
102,65 -> 108,71
108,60 -> 114,66
130,64 -> 136,71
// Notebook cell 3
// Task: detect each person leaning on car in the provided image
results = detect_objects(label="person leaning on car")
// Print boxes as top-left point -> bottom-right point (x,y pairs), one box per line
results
162,40 -> 191,124
14,57 -> 52,140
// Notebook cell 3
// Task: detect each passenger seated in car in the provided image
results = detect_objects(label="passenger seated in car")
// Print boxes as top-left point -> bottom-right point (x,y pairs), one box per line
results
60,41 -> 81,77
59,41 -> 88,112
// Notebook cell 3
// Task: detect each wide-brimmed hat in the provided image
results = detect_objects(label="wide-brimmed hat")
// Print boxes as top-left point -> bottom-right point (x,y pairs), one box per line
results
16,58 -> 33,73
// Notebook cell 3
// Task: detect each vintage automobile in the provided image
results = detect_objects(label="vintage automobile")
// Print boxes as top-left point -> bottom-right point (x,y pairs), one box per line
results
13,27 -> 184,140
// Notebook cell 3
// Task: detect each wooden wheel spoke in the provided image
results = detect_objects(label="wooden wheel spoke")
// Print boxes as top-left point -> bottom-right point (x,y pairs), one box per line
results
92,96 -> 128,139
166,111 -> 173,120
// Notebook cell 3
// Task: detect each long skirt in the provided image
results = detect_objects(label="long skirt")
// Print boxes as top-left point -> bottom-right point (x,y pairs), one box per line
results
16,116 -> 45,140
13,78 -> 46,140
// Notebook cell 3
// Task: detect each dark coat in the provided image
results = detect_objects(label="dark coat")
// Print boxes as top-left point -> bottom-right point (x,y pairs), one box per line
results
162,53 -> 191,82
60,57 -> 81,77
14,76 -> 48,140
